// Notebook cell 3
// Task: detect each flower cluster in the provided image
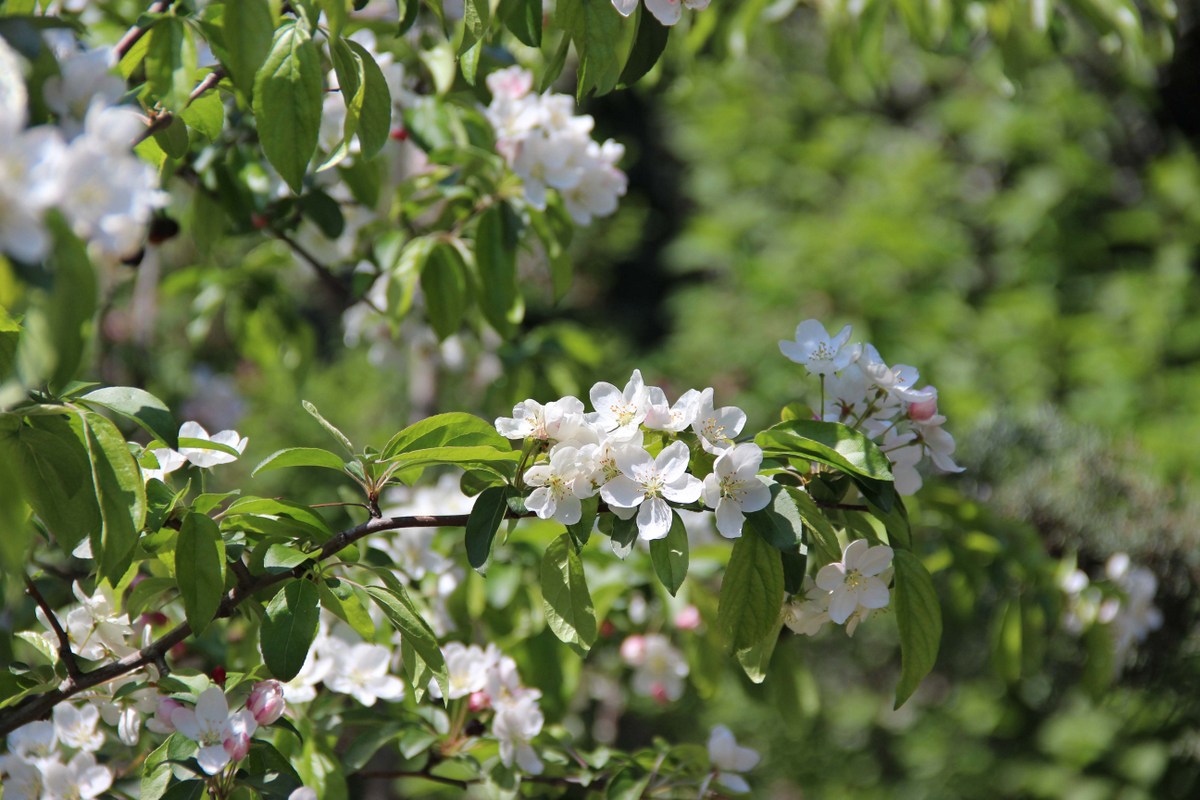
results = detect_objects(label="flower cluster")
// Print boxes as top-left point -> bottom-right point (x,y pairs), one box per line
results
779,320 -> 963,495
284,617 -> 407,707
496,370 -> 771,541
620,633 -> 690,703
436,642 -> 547,774
0,38 -> 165,263
485,67 -> 628,225
2,705 -> 113,800
783,539 -> 895,636
1060,552 -> 1162,667
148,681 -> 285,775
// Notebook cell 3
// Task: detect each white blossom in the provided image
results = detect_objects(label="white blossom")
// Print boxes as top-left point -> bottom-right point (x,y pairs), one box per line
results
816,539 -> 894,625
170,687 -> 258,775
40,752 -> 112,800
177,420 -> 248,468
707,725 -> 760,794
324,642 -> 406,706
702,443 -> 771,538
621,634 -> 689,702
601,441 -> 703,541
691,388 -> 747,455
779,319 -> 861,377
524,444 -> 592,525
493,693 -> 544,774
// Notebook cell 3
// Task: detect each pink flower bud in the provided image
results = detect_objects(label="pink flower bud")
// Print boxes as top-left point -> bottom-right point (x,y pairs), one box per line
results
246,680 -> 286,726
149,697 -> 182,733
673,605 -> 702,630
650,683 -> 670,705
620,635 -> 647,665
223,731 -> 252,761
468,691 -> 491,712
908,392 -> 938,422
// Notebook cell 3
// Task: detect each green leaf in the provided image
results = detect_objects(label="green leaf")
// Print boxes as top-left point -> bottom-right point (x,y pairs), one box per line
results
152,114 -> 190,159
755,419 -> 895,482
223,0 -> 275,97
260,579 -> 321,681
383,412 -> 509,459
398,0 -> 420,34
465,485 -> 511,571
82,411 -> 147,584
865,487 -> 911,549
176,512 -> 226,636
557,0 -> 633,97
160,779 -> 207,800
385,445 -> 520,480
0,445 -> 29,571
40,213 -> 96,390
80,386 -> 178,449
317,580 -> 375,641
498,0 -> 542,47
541,532 -> 597,653
140,737 -> 173,800
126,577 -> 177,618
0,417 -> 98,552
223,496 -> 333,539
892,550 -> 941,707
345,39 -> 392,158
145,16 -> 197,111
786,487 -> 842,565
318,0 -> 349,36
649,511 -> 689,596
364,584 -> 449,698
253,20 -> 324,193
460,0 -> 490,53
736,618 -> 782,684
179,84 -> 224,140
742,482 -> 803,550
252,447 -> 348,476
566,495 -> 598,548
608,513 -> 637,559
717,526 -> 784,653
619,6 -> 669,86
474,204 -> 521,336
420,242 -> 469,341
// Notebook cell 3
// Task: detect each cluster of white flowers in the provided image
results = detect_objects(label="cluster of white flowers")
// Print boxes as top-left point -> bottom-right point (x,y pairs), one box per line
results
783,539 -> 895,637
436,641 -> 546,774
485,67 -> 628,226
0,37 -> 165,263
612,0 -> 710,26
1,706 -> 114,800
144,682 -> 283,775
497,370 -> 772,541
284,617 -> 407,707
1060,552 -> 1162,667
34,582 -> 139,661
780,319 -> 964,495
620,633 -> 690,702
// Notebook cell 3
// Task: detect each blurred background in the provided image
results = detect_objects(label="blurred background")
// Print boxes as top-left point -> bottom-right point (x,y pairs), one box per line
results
83,0 -> 1200,795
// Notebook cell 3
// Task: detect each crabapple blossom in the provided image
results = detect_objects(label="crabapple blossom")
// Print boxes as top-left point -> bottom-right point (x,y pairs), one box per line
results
495,396 -> 593,443
702,443 -> 772,538
644,386 -> 702,432
816,539 -> 894,625
177,420 -> 249,468
40,752 -> 112,800
590,370 -> 653,440
493,693 -> 545,774
601,441 -> 703,540
691,387 -> 747,454
142,447 -> 186,483
246,680 -> 287,725
523,444 -> 591,525
622,633 -> 689,702
439,642 -> 496,700
779,319 -> 861,377
612,0 -> 710,27
0,755 -> 43,800
707,725 -> 761,794
170,687 -> 259,775
7,721 -> 57,760
324,642 -> 406,706
782,577 -> 831,636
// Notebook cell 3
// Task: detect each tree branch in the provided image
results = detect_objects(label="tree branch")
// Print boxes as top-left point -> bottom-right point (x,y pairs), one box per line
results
0,512 -> 500,737
114,1 -> 173,60
24,576 -> 82,682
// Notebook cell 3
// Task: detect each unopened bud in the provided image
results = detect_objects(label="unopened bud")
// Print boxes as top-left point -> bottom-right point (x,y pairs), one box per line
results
619,635 -> 646,665
673,605 -> 702,630
908,395 -> 938,422
246,680 -> 286,725
223,731 -> 252,761
467,691 -> 491,713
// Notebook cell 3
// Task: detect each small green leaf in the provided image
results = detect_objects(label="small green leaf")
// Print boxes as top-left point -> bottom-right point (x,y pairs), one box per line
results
0,418 -> 97,554
736,618 -> 782,684
383,412 -> 509,459
252,447 -> 348,476
318,0 -> 349,36
717,526 -> 784,653
608,513 -> 637,559
756,419 -> 895,482
152,114 -> 189,159
541,533 -> 597,653
82,412 -> 147,584
474,204 -> 522,336
179,84 -> 224,140
421,242 -> 469,341
364,584 -> 448,698
253,20 -> 324,193
649,511 -> 689,596
466,485 -> 511,571
80,386 -> 178,449
0,448 -> 29,572
140,737 -> 173,800
619,6 -> 668,86
742,482 -> 803,550
557,0 -> 634,97
176,512 -> 226,635
787,487 -> 842,566
223,0 -> 275,97
345,39 -> 392,158
317,580 -> 376,641
460,0 -> 490,53
892,550 -> 941,708
145,16 -> 197,111
498,0 -> 542,47
261,580 -> 321,681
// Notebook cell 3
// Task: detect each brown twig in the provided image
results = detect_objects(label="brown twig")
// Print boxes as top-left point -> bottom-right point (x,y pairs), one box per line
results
24,576 -> 82,682
270,230 -> 357,306
132,68 -> 226,147
113,1 -> 173,60
814,501 -> 870,512
0,511 -> 510,737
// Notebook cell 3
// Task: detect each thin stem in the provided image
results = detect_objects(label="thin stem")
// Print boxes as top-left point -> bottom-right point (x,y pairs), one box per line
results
271,230 -> 357,306
132,68 -> 226,147
24,576 -> 82,681
0,511 -> 527,737
113,1 -> 172,60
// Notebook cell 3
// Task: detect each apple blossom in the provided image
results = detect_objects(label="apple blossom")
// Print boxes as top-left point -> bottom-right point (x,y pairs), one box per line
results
0,755 -> 43,800
246,680 -> 287,725
779,319 -> 861,377
622,633 -> 689,702
325,642 -> 407,706
816,539 -> 894,625
523,444 -> 592,525
612,0 -> 710,27
40,752 -> 112,800
492,693 -> 545,774
707,725 -> 761,794
601,441 -> 703,540
170,687 -> 259,775
177,420 -> 249,468
702,443 -> 772,538
691,387 -> 747,454
590,370 -> 653,440
7,721 -> 57,760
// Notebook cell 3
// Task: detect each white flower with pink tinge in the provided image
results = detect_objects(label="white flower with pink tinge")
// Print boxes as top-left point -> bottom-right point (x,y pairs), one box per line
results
170,687 -> 258,775
702,443 -> 771,539
707,725 -> 760,794
621,634 -> 689,702
612,0 -> 710,26
779,319 -> 861,377
816,540 -> 894,625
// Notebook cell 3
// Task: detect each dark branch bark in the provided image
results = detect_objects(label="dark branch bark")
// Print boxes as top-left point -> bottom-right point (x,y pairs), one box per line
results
113,1 -> 173,60
24,576 -> 82,681
0,512 -> 490,737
